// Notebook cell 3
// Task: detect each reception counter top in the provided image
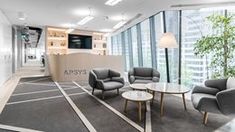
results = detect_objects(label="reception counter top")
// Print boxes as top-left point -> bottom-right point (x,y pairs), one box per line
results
47,53 -> 124,82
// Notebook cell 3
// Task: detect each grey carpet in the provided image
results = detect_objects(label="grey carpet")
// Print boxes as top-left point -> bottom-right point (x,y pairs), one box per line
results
13,84 -> 58,94
0,98 -> 88,132
81,84 -> 232,132
70,93 -> 139,132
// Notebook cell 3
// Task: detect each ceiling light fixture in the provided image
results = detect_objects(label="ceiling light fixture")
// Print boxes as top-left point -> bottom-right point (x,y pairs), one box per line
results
77,16 -> 94,25
66,28 -> 75,33
105,0 -> 123,6
18,12 -> 26,21
113,21 -> 126,29
100,29 -> 113,32
77,7 -> 94,25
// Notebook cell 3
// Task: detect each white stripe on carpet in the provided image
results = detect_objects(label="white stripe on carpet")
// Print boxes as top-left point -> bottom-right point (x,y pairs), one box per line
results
73,81 -> 144,132
55,82 -> 97,132
0,124 -> 43,132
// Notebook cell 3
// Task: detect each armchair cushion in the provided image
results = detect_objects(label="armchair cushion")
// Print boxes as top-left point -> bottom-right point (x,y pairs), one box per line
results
216,88 -> 235,115
103,81 -> 124,91
192,85 -> 220,95
134,79 -> 153,84
227,77 -> 235,89
135,76 -> 152,80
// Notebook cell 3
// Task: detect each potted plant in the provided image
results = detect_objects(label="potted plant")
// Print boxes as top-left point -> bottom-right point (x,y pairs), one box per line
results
194,12 -> 235,78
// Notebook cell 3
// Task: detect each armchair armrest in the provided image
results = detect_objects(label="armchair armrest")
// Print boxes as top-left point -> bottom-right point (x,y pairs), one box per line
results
89,71 -> 97,88
152,77 -> 160,82
128,69 -> 135,84
109,70 -> 121,77
152,69 -> 160,78
216,88 -> 235,115
96,80 -> 105,90
205,79 -> 227,91
192,85 -> 219,95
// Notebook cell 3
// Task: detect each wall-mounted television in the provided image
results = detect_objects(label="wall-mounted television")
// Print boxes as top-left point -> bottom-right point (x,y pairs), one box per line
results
68,34 -> 92,49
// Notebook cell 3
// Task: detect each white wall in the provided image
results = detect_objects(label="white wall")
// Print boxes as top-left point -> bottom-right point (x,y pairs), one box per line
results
0,10 -> 12,86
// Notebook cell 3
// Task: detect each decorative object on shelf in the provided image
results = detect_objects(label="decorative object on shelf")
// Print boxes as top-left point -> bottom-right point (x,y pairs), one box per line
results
103,43 -> 106,48
50,41 -> 53,46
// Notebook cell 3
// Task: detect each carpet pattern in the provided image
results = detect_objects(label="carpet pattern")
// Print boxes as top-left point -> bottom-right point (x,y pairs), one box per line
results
0,77 -> 232,132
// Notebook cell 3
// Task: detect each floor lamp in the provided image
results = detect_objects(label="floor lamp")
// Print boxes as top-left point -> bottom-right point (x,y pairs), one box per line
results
158,32 -> 178,83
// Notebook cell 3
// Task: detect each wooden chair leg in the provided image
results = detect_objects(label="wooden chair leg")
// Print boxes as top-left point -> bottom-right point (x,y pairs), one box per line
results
117,89 -> 119,95
92,88 -> 95,95
203,112 -> 208,125
102,90 -> 105,99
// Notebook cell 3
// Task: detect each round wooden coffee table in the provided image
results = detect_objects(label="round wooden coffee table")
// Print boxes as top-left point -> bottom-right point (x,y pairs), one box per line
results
146,83 -> 190,116
122,91 -> 153,121
130,83 -> 147,91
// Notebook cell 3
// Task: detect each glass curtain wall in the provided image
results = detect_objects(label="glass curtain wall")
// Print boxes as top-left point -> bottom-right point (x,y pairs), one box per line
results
154,12 -> 167,82
140,19 -> 152,67
131,26 -> 139,67
109,8 -> 232,86
165,11 -> 180,83
181,9 -> 224,87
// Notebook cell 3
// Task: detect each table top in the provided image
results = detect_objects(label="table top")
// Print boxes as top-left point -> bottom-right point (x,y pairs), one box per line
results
130,83 -> 147,90
122,91 -> 153,102
146,83 -> 190,94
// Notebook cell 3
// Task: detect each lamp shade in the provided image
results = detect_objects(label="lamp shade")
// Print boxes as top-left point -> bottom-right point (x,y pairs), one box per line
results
158,32 -> 178,48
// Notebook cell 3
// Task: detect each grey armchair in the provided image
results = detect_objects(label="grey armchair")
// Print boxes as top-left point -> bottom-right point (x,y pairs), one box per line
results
128,67 -> 160,84
89,68 -> 124,99
191,78 -> 235,124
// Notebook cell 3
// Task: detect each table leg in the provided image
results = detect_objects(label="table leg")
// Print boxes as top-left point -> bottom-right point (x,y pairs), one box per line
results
138,102 -> 142,122
124,99 -> 128,113
160,93 -> 164,117
152,91 -> 155,104
182,93 -> 187,110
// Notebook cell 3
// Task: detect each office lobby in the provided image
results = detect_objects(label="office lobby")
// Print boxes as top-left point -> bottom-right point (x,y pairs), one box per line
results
0,0 -> 234,132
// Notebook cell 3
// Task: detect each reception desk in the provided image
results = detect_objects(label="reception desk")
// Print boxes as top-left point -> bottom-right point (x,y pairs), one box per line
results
47,53 -> 124,82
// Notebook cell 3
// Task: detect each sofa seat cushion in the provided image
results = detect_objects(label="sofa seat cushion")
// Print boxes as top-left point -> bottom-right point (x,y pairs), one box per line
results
191,93 -> 220,113
134,79 -> 153,84
103,81 -> 124,91
135,76 -> 152,80
227,77 -> 235,89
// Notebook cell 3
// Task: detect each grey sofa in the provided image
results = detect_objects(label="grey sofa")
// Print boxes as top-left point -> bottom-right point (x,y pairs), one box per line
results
128,67 -> 160,84
191,78 -> 235,124
89,69 -> 124,99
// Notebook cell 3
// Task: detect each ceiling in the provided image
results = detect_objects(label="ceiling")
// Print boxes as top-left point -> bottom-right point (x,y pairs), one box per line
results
0,0 -> 234,33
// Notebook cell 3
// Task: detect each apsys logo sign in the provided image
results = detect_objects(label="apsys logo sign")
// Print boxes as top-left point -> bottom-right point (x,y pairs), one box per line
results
64,69 -> 87,76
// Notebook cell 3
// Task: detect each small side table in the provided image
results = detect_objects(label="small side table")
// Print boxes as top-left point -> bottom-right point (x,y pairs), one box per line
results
122,91 -> 153,121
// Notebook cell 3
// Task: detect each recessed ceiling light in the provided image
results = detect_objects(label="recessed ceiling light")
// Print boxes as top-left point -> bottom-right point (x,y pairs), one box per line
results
18,12 -> 26,21
61,23 -> 76,28
105,0 -> 123,6
113,21 -> 126,29
73,9 -> 90,16
100,29 -> 113,32
77,16 -> 94,25
66,28 -> 75,33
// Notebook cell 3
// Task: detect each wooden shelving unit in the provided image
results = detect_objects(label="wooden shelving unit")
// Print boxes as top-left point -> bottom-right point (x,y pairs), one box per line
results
92,33 -> 107,55
46,27 -> 68,54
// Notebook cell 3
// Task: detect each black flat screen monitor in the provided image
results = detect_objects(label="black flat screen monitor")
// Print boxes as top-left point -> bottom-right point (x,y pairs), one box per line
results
68,34 -> 92,49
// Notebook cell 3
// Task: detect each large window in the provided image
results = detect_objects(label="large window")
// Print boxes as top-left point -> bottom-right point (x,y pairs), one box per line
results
154,12 -> 167,82
131,26 -> 139,67
181,9 -> 224,87
140,19 -> 152,67
165,11 -> 180,83
109,8 -> 232,86
123,31 -> 131,70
